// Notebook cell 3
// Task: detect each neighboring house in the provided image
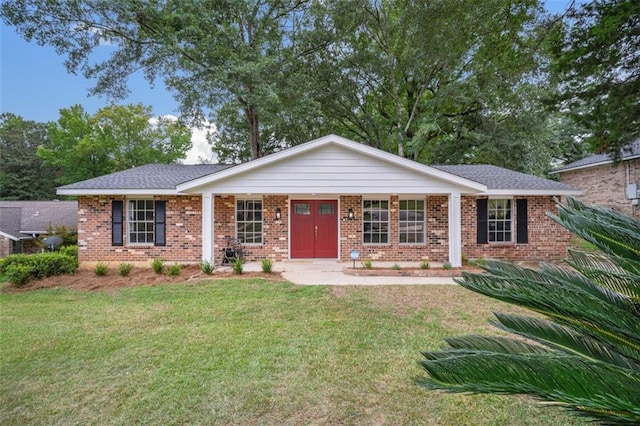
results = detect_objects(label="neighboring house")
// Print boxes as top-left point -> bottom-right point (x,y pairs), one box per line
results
551,138 -> 640,217
0,201 -> 78,257
57,135 -> 580,267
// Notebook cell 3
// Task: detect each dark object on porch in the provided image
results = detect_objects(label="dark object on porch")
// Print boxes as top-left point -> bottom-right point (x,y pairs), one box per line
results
221,237 -> 243,265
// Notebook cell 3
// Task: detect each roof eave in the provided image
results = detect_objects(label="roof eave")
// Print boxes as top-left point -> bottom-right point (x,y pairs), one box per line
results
0,231 -> 19,241
549,160 -> 613,174
57,188 -> 181,196
485,189 -> 582,196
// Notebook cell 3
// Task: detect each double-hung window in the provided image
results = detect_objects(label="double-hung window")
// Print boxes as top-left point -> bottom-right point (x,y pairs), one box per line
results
236,199 -> 263,244
363,200 -> 389,243
128,199 -> 155,244
488,199 -> 512,242
399,200 -> 425,244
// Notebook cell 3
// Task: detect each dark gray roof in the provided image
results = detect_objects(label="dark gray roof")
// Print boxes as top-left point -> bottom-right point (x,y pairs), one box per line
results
552,138 -> 640,173
432,165 -> 577,191
0,201 -> 78,238
58,164 -> 233,190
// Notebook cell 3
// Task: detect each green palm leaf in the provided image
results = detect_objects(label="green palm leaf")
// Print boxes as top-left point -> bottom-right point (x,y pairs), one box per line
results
491,313 -> 640,372
418,197 -> 640,423
418,353 -> 640,424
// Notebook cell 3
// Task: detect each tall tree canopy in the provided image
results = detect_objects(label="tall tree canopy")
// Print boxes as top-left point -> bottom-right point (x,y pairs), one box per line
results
38,104 -> 192,185
0,113 -> 58,200
2,0 -> 588,173
550,0 -> 640,156
0,0 -> 322,161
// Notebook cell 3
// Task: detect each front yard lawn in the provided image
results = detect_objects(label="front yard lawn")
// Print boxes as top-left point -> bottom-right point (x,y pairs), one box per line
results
0,279 -> 582,425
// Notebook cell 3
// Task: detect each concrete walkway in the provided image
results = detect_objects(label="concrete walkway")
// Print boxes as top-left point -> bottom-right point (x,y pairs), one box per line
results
238,260 -> 457,286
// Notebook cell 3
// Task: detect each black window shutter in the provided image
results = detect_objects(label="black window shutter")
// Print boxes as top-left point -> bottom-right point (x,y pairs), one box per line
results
476,198 -> 488,244
154,201 -> 166,246
516,198 -> 528,244
112,200 -> 123,246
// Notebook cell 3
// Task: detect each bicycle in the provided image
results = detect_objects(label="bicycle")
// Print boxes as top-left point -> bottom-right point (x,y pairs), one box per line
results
220,237 -> 243,265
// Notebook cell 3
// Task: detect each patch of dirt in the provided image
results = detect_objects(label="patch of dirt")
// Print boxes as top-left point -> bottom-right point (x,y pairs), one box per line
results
2,265 -> 283,293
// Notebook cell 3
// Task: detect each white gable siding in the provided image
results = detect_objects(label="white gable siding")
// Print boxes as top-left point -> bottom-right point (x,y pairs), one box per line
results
199,145 -> 472,194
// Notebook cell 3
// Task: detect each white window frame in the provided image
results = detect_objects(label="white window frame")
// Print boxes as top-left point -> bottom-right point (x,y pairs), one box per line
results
363,199 -> 390,244
488,198 -> 513,243
127,199 -> 155,245
236,198 -> 263,245
399,199 -> 426,245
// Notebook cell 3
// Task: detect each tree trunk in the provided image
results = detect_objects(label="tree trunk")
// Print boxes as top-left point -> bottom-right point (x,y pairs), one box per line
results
245,105 -> 261,159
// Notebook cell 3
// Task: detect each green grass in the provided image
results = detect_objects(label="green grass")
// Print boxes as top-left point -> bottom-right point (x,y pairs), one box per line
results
0,280 -> 584,425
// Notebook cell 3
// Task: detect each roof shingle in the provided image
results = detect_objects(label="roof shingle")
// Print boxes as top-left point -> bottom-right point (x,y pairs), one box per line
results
432,165 -> 576,191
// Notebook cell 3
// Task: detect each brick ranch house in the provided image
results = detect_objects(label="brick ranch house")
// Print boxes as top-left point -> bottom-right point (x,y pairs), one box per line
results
551,138 -> 640,217
57,135 -> 580,267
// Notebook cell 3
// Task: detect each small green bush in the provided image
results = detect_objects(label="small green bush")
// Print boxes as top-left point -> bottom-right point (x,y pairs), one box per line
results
232,257 -> 243,275
420,260 -> 430,269
443,262 -> 452,270
362,259 -> 373,269
167,264 -> 182,276
59,245 -> 78,258
95,262 -> 109,276
118,263 -> 134,276
0,252 -> 78,287
200,261 -> 214,275
261,259 -> 274,274
5,264 -> 35,287
151,258 -> 164,274
392,263 -> 401,270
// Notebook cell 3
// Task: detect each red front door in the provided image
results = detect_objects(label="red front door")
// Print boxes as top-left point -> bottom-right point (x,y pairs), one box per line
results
291,200 -> 338,258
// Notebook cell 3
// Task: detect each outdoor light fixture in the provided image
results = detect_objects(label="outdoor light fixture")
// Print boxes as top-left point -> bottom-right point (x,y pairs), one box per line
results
275,208 -> 281,221
348,208 -> 355,220
350,249 -> 360,269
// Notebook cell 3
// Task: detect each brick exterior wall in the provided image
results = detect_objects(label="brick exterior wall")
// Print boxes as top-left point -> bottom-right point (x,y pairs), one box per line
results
77,194 -> 571,264
77,195 -> 203,263
0,236 -> 12,258
558,159 -> 640,217
461,196 -> 571,261
339,195 -> 449,263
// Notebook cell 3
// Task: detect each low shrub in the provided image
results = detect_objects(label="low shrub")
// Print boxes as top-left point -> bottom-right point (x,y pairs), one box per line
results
0,252 -> 78,286
5,264 -> 35,287
200,261 -> 214,275
392,263 -> 401,270
420,260 -> 430,269
151,258 -> 164,274
59,245 -> 78,258
95,263 -> 109,276
232,257 -> 243,275
443,262 -> 452,270
362,259 -> 373,269
261,259 -> 274,274
118,263 -> 134,277
167,264 -> 182,276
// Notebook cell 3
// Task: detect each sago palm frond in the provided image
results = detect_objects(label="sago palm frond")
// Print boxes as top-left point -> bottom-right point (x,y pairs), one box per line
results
417,198 -> 640,424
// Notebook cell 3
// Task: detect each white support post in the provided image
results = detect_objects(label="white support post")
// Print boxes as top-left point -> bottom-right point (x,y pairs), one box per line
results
202,193 -> 214,264
448,192 -> 462,267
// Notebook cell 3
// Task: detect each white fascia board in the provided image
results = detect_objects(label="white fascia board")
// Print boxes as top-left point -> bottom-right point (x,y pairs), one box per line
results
177,134 -> 488,193
56,188 -> 181,196
484,189 -> 582,196
549,160 -> 613,174
0,231 -> 19,241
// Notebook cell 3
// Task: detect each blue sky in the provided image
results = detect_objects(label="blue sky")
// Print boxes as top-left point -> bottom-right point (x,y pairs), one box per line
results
1,0 -> 575,124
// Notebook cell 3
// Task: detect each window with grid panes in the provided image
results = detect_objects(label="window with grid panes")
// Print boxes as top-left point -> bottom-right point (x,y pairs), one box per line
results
363,200 -> 389,243
236,199 -> 263,244
128,199 -> 154,244
488,199 -> 512,242
399,200 -> 425,244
